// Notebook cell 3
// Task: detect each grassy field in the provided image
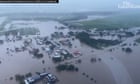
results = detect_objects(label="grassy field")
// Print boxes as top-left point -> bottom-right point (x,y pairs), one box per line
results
79,13 -> 140,30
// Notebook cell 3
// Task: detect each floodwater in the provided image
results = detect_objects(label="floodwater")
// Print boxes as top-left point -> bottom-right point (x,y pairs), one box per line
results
0,19 -> 140,84
0,17 -> 7,25
104,35 -> 140,84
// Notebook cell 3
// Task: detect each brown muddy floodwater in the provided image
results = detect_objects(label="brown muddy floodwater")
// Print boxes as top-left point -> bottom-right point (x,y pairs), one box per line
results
0,20 -> 140,84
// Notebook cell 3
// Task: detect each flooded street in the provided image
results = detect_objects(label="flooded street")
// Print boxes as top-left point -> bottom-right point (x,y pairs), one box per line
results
0,20 -> 140,84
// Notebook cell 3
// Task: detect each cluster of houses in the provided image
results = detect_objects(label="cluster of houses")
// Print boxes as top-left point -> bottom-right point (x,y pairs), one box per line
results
51,31 -> 70,40
59,39 -> 72,47
24,72 -> 58,84
32,34 -> 75,62
43,39 -> 73,62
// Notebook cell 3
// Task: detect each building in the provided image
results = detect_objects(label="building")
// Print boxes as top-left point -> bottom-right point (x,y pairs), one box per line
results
24,75 -> 41,84
24,72 -> 58,84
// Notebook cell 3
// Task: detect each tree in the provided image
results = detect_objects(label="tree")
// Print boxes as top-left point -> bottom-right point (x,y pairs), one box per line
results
15,74 -> 25,84
68,31 -> 75,36
125,47 -> 132,53
77,59 -> 82,64
25,73 -> 32,78
42,60 -> 45,64
90,58 -> 96,63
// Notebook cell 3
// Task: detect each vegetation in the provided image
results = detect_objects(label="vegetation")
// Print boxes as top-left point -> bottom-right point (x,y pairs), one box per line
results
125,32 -> 135,37
52,57 -> 62,63
14,73 -> 32,84
135,38 -> 140,43
34,53 -> 44,59
30,48 -> 44,59
77,59 -> 82,64
125,47 -> 133,53
10,77 -> 13,80
98,58 -> 102,61
56,64 -> 78,72
42,60 -> 45,64
122,47 -> 133,53
121,43 -> 127,46
78,14 -> 140,30
76,32 -> 121,49
25,73 -> 32,78
15,74 -> 25,84
68,31 -> 75,36
90,58 -> 97,63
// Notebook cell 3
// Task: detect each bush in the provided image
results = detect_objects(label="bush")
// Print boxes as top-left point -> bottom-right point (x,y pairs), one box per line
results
42,60 -> 45,64
25,73 -> 32,78
122,47 -> 132,53
56,64 -> 78,72
90,58 -> 96,63
66,64 -> 75,71
34,53 -> 44,59
15,74 -> 25,84
125,47 -> 132,53
56,64 -> 67,71
10,77 -> 13,80
77,59 -> 82,63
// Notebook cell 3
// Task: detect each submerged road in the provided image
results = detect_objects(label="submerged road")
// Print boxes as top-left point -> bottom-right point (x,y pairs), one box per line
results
97,51 -> 133,84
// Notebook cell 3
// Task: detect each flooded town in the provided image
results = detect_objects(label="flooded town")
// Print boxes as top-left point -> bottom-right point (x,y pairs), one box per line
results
0,0 -> 140,84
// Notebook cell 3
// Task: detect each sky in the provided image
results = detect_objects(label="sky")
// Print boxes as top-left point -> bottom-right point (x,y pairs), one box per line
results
0,0 -> 140,13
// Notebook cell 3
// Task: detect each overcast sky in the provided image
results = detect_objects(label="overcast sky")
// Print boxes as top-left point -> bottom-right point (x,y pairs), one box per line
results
0,0 -> 140,13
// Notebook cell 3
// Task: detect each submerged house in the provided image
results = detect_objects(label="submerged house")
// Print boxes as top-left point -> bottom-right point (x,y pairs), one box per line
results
24,38 -> 32,47
52,52 -> 62,62
73,51 -> 82,56
45,47 -> 53,55
24,75 -> 41,84
59,39 -> 72,47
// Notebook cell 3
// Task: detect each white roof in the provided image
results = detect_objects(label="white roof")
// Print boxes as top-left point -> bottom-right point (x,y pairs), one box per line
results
45,47 -> 50,51
53,55 -> 61,58
24,80 -> 30,84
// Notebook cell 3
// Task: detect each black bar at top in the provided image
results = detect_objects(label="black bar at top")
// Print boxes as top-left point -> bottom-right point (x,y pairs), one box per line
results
0,0 -> 58,3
